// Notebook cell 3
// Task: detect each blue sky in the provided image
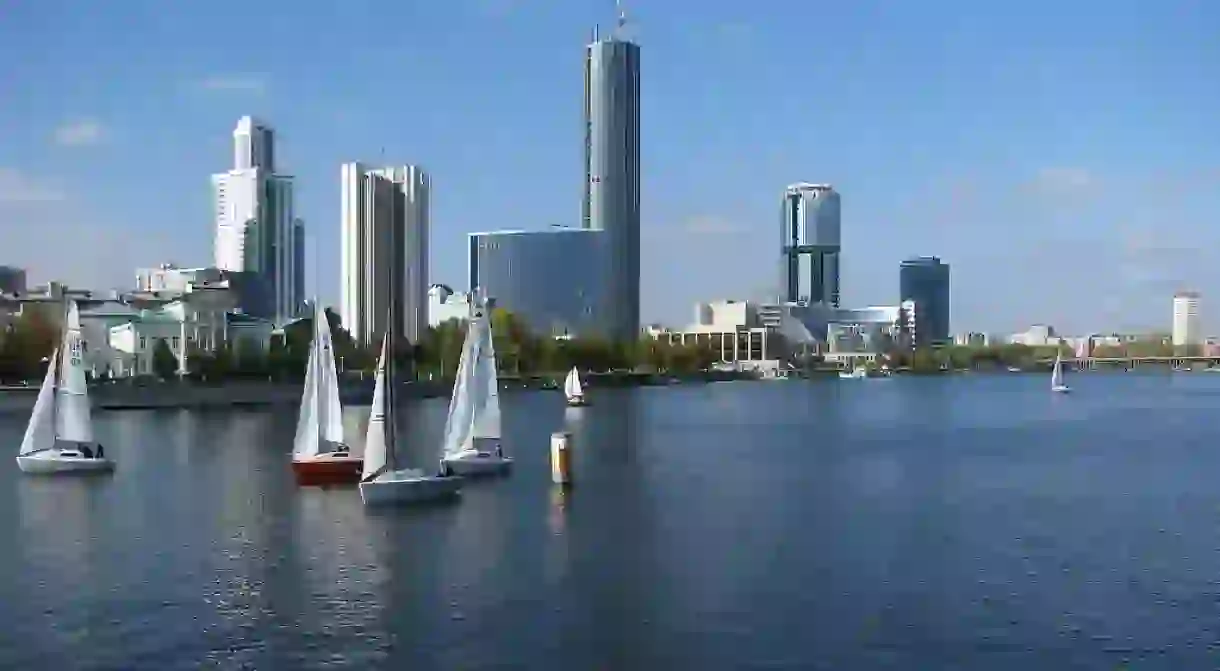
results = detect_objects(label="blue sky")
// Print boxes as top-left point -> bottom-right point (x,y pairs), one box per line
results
1,0 -> 1217,335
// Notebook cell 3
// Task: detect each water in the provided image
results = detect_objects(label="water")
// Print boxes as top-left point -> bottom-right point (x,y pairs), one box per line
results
2,373 -> 1220,669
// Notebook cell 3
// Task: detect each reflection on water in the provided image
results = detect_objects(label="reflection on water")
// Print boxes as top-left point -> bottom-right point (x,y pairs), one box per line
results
3,376 -> 1220,666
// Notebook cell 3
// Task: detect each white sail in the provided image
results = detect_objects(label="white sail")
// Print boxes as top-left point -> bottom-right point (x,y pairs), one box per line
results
292,312 -> 321,458
564,367 -> 583,399
1051,351 -> 1064,388
293,304 -> 345,458
19,352 -> 58,455
440,316 -> 481,457
361,336 -> 390,481
316,309 -> 345,446
471,315 -> 501,441
55,301 -> 93,443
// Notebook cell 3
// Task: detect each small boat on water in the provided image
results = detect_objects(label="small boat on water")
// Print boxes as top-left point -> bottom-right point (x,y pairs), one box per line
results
291,301 -> 361,485
839,366 -> 869,380
16,301 -> 115,475
440,301 -> 512,477
360,334 -> 463,507
564,367 -> 589,406
1051,350 -> 1071,394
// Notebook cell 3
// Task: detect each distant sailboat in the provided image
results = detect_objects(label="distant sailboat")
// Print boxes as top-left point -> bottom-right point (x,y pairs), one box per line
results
291,302 -> 362,485
1051,349 -> 1071,394
563,367 -> 588,406
359,333 -> 464,506
439,301 -> 513,476
16,300 -> 115,474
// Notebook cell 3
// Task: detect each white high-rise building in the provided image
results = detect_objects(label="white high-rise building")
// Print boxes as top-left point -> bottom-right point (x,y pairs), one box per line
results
340,163 -> 429,345
233,116 -> 275,172
1172,291 -> 1201,349
211,116 -> 303,323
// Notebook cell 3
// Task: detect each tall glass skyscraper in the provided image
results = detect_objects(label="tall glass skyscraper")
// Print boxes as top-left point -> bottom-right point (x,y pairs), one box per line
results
899,256 -> 951,347
583,26 -> 641,341
779,183 -> 841,306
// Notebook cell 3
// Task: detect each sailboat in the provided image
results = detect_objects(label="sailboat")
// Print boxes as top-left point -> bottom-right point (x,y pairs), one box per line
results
16,301 -> 115,474
359,334 -> 463,506
563,367 -> 588,407
439,303 -> 513,476
291,302 -> 361,485
1051,349 -> 1071,394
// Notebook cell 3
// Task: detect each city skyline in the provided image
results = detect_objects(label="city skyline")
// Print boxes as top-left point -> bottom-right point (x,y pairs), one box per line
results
1,1 -> 1218,333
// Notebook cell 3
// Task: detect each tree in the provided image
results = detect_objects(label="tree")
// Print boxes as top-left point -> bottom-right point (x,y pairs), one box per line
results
151,338 -> 179,379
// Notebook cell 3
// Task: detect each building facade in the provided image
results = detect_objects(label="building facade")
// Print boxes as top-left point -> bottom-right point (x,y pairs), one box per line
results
780,183 -> 841,306
135,265 -> 225,293
467,229 -> 605,338
584,31 -> 641,341
340,163 -> 429,345
212,116 -> 302,323
1172,291 -> 1201,349
899,256 -> 951,347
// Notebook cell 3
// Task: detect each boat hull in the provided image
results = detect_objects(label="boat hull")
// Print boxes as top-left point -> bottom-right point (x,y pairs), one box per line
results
1052,386 -> 1071,394
292,454 -> 364,486
565,396 -> 589,407
359,470 -> 463,506
441,451 -> 513,477
17,452 -> 116,475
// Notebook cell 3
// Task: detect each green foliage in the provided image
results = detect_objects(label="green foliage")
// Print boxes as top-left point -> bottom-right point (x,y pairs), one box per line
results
151,339 -> 179,379
0,310 -> 58,381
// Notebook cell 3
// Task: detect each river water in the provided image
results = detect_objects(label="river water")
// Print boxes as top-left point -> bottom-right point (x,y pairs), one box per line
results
2,373 -> 1220,669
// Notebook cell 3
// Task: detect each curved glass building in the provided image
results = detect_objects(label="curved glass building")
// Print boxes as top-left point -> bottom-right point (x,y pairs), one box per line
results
468,229 -> 606,338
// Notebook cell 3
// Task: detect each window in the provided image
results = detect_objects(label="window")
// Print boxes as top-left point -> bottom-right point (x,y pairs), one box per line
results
172,336 -> 179,349
139,336 -> 146,349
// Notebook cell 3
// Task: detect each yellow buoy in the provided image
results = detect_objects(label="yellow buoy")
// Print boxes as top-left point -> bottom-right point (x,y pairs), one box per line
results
550,431 -> 573,485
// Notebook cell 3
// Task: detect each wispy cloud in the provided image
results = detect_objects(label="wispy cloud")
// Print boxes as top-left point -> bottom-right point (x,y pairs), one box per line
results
0,168 -> 67,203
194,74 -> 267,94
1028,166 -> 1099,197
52,119 -> 105,147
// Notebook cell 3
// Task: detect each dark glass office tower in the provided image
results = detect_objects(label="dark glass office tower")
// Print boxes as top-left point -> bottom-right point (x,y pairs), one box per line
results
899,256 -> 951,346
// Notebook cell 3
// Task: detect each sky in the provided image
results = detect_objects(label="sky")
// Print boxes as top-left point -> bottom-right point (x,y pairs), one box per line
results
1,0 -> 1218,335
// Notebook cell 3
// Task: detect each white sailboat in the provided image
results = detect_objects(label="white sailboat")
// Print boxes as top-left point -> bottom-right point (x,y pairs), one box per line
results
291,302 -> 362,485
359,334 -> 463,506
1051,349 -> 1071,393
440,303 -> 513,476
16,301 -> 115,474
563,367 -> 588,406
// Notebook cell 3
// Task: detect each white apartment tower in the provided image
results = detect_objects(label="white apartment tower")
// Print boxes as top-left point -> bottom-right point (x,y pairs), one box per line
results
212,116 -> 303,323
340,163 -> 429,345
1172,291 -> 1201,349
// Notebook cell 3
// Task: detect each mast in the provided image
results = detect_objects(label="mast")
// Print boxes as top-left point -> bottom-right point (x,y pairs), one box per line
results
384,260 -> 398,471
50,299 -> 68,443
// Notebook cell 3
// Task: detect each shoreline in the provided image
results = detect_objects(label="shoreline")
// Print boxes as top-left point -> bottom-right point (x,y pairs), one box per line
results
0,370 -> 743,412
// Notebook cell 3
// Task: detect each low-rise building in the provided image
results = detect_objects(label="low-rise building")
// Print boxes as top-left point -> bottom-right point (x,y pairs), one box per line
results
428,284 -> 472,326
657,300 -> 777,371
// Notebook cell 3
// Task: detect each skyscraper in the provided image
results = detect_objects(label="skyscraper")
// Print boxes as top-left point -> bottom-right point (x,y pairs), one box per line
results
233,116 -> 275,172
779,183 -> 841,306
340,163 -> 429,346
1172,291 -> 1201,350
212,116 -> 301,322
583,15 -> 641,341
899,256 -> 951,347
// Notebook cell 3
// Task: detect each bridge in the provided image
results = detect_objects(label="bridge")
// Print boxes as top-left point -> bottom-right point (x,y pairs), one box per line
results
1034,356 -> 1220,370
